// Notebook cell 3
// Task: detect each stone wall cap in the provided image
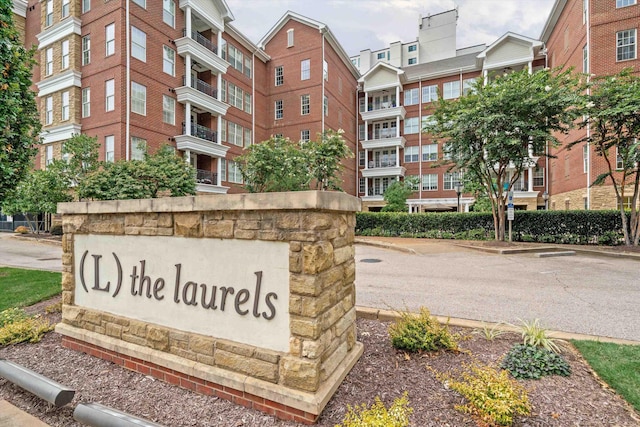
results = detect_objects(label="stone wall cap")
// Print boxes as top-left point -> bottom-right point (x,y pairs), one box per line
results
58,191 -> 361,214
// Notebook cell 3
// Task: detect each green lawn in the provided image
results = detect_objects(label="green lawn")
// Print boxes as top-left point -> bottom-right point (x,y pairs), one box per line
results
573,340 -> 640,412
0,267 -> 62,311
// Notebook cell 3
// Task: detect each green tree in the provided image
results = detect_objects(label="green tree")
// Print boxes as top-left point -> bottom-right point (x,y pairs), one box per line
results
79,145 -> 196,200
0,0 -> 41,205
426,68 -> 583,240
578,69 -> 640,245
382,178 -> 418,212
49,134 -> 101,190
237,130 -> 352,193
2,168 -> 72,232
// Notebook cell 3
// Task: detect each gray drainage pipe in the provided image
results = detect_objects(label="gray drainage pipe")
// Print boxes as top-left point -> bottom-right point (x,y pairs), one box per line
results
73,403 -> 166,427
0,359 -> 75,407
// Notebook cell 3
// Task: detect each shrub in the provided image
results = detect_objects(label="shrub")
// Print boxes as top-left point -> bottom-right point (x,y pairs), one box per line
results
0,315 -> 53,345
336,392 -> 413,427
435,361 -> 531,426
501,344 -> 571,380
0,308 -> 28,327
388,307 -> 458,352
45,301 -> 62,313
14,225 -> 29,234
516,319 -> 566,354
50,224 -> 63,235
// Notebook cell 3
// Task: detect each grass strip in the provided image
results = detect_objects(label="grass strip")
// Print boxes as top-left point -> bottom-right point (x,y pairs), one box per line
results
573,340 -> 640,413
0,267 -> 61,311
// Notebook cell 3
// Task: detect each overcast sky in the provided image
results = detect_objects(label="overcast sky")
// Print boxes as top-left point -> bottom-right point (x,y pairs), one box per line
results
224,0 -> 557,57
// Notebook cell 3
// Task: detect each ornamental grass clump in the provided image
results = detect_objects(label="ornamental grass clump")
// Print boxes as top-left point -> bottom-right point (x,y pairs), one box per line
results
434,360 -> 531,426
388,307 -> 458,352
335,392 -> 413,427
501,344 -> 571,380
516,318 -> 567,353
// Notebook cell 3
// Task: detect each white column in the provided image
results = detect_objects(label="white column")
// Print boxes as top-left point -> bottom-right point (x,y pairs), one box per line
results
364,91 -> 368,111
185,6 -> 192,36
396,116 -> 400,137
364,120 -> 368,140
483,69 -> 488,85
528,167 -> 534,192
185,102 -> 191,135
396,148 -> 399,167
364,178 -> 369,197
185,54 -> 192,86
217,115 -> 222,145
528,61 -> 533,74
364,149 -> 369,169
217,73 -> 222,101
396,86 -> 400,106
185,149 -> 191,163
217,31 -> 223,58
217,158 -> 222,186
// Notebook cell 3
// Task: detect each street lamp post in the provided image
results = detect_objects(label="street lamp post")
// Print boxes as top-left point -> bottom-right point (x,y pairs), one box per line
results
454,183 -> 462,212
542,191 -> 549,210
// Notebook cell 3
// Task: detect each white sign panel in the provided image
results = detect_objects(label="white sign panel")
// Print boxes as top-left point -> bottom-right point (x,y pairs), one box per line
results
74,235 -> 290,352
507,207 -> 515,221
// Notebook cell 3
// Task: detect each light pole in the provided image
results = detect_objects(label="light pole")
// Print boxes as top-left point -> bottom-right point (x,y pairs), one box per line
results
454,183 -> 462,213
542,191 -> 549,210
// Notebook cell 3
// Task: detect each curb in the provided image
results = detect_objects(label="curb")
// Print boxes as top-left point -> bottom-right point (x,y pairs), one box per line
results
355,307 -> 640,346
354,238 -> 417,254
10,235 -> 63,247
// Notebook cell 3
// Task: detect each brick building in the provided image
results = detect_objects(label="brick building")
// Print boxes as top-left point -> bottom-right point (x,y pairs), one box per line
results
9,0 -> 639,211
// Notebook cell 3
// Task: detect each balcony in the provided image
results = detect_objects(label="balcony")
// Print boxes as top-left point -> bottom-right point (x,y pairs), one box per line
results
362,160 -> 405,178
175,76 -> 228,117
175,30 -> 229,75
195,169 -> 228,194
360,104 -> 406,122
361,130 -> 406,150
175,122 -> 229,158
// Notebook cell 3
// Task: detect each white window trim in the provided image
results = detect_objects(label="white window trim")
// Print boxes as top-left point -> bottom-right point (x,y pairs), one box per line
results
131,26 -> 146,62
131,82 -> 146,115
287,29 -> 294,47
106,23 -> 115,57
82,87 -> 90,118
616,29 -> 637,62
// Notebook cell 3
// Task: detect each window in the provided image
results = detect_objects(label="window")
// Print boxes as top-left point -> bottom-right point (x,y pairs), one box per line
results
220,159 -> 227,181
275,100 -> 283,120
421,115 -> 435,131
583,144 -> 589,173
408,44 -> 417,52
583,0 -> 587,23
404,88 -> 419,106
359,177 -> 365,194
105,23 -> 115,56
132,0 -> 145,7
583,45 -> 588,72
443,171 -> 463,190
359,97 -> 365,113
443,81 -> 460,99
463,78 -> 476,96
220,79 -> 226,102
228,122 -> 243,146
617,29 -> 636,61
82,0 -> 90,13
616,147 -> 624,170
105,79 -> 114,111
82,35 -> 90,65
323,59 -> 328,81
227,45 -> 243,72
301,94 -> 310,115
244,57 -> 251,78
162,95 -> 175,125
323,95 -> 328,116
359,151 -> 365,167
45,0 -> 53,26
408,58 -> 417,65
228,83 -> 243,109
359,124 -> 365,141
301,59 -> 310,80
404,117 -> 419,134
131,82 -> 146,115
228,161 -> 243,184
422,174 -> 438,191
287,29 -> 294,47
272,66 -> 283,88
163,46 -> 175,76
422,144 -> 438,161
82,87 -> 90,118
617,0 -> 636,7
105,135 -> 114,162
45,48 -> 53,76
422,85 -> 437,103
220,39 -> 227,60
131,137 -> 146,160
244,93 -> 252,114
377,52 -> 385,60
61,40 -> 69,69
131,26 -> 146,62
45,96 -> 53,125
62,0 -> 70,18
220,118 -> 227,142
404,146 -> 419,163
533,167 -> 544,187
46,145 -> 53,166
61,91 -> 69,121
301,130 -> 310,142
244,128 -> 252,147
163,0 -> 175,27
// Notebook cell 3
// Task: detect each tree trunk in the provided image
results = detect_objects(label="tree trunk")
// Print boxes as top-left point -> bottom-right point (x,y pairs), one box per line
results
619,203 -> 631,246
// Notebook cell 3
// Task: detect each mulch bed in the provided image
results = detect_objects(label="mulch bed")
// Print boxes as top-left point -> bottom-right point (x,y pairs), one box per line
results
1,298 -> 639,426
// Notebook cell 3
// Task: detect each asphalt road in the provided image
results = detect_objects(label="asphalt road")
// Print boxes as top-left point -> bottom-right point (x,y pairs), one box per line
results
0,234 -> 62,272
356,244 -> 640,342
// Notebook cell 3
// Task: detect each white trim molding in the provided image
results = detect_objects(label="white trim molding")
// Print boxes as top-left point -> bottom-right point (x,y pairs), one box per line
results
41,123 -> 82,144
37,70 -> 82,97
37,17 -> 82,50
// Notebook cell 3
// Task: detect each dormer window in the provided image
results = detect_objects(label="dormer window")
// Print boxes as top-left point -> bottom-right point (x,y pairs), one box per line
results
287,29 -> 294,47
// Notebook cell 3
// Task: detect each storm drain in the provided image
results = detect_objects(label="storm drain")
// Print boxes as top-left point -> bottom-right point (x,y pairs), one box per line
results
360,258 -> 382,263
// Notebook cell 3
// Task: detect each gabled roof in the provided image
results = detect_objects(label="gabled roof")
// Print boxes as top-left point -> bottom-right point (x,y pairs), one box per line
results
358,61 -> 406,85
540,0 -> 567,43
216,0 -> 235,23
477,32 -> 544,59
404,47 -> 484,82
258,11 -> 360,79
225,24 -> 270,63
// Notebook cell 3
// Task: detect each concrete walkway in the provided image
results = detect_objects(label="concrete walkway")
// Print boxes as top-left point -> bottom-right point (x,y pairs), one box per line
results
0,401 -> 49,427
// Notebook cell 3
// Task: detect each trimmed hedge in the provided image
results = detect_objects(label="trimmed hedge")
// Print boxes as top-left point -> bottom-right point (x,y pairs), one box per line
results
356,210 -> 626,245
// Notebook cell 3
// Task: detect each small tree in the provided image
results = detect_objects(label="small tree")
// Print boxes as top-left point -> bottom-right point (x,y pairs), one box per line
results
0,0 -> 41,204
382,178 -> 418,212
51,134 -> 101,189
579,69 -> 640,245
79,145 -> 196,200
2,168 -> 72,232
305,129 -> 353,191
426,68 -> 583,240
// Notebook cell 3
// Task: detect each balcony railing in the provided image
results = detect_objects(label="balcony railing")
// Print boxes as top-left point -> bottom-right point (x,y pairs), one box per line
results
183,29 -> 217,54
367,188 -> 385,196
371,129 -> 398,140
182,122 -> 217,143
368,159 -> 397,169
183,76 -> 218,99
513,181 -> 528,191
366,101 -> 397,112
196,169 -> 218,185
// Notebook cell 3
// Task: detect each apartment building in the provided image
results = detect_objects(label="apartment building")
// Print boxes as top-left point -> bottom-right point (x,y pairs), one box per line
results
541,0 -> 640,211
10,0 -> 637,212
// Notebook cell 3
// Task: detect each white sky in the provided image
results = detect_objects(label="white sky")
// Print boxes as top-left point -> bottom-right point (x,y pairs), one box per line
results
225,0 -> 557,57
